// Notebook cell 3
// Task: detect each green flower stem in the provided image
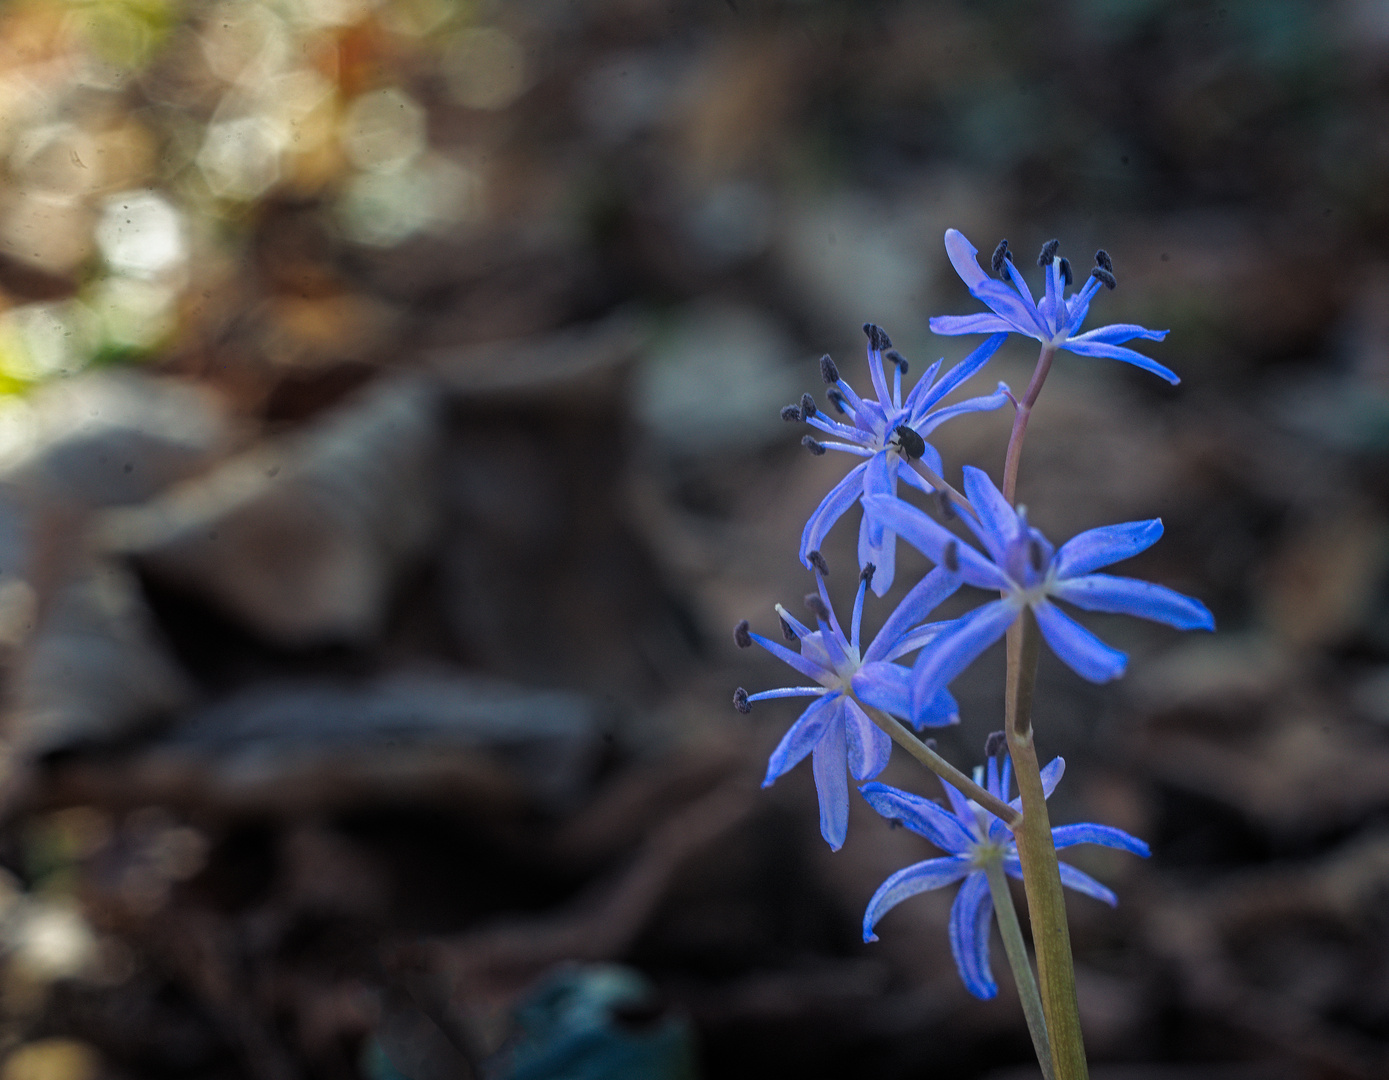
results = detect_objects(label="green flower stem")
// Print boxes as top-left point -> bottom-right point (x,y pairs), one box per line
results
984,858 -> 1055,1080
1006,611 -> 1088,1080
858,702 -> 1021,828
1002,344 -> 1056,504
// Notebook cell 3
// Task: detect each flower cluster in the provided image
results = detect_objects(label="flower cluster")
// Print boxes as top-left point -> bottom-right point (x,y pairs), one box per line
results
733,228 -> 1211,998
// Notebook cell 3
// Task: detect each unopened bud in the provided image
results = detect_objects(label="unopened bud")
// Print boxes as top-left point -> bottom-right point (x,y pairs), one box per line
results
943,540 -> 960,573
1037,239 -> 1060,266
733,687 -> 752,713
734,620 -> 753,648
802,435 -> 826,456
820,354 -> 840,385
808,550 -> 830,576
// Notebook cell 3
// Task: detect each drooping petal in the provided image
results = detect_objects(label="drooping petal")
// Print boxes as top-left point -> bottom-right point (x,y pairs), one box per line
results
929,312 -> 1018,337
1050,823 -> 1150,857
910,599 -> 1020,717
1068,323 -> 1169,346
913,333 -> 1008,414
1032,601 -> 1128,683
812,705 -> 850,850
1060,337 -> 1180,385
862,856 -> 973,942
960,465 -> 1018,561
943,228 -> 991,291
843,699 -> 892,781
1050,574 -> 1215,631
862,495 -> 1008,590
859,782 -> 977,853
949,870 -> 998,1000
762,692 -> 840,787
864,565 -> 965,663
1053,519 -> 1163,579
800,461 -> 871,568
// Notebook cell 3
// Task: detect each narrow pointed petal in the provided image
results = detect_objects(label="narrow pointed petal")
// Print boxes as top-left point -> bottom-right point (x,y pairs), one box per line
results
914,333 -> 1008,412
940,775 -> 977,833
853,662 -> 960,728
929,313 -> 1018,337
960,465 -> 1018,560
1033,600 -> 1128,683
949,871 -> 997,999
1053,519 -> 1163,578
864,565 -> 964,663
859,783 -> 976,853
1051,574 -> 1215,631
1060,338 -> 1180,385
915,385 -> 1013,438
944,229 -> 990,290
746,686 -> 829,702
881,620 -> 950,662
1069,323 -> 1168,345
862,495 -> 1009,590
800,461 -> 871,568
1006,754 -> 1066,815
1050,823 -> 1150,857
844,699 -> 892,781
910,599 -> 1019,714
862,856 -> 973,942
1057,861 -> 1118,906
902,359 -> 944,415
748,631 -> 831,683
912,686 -> 961,730
812,707 -> 850,850
763,692 -> 840,786
858,510 -> 898,597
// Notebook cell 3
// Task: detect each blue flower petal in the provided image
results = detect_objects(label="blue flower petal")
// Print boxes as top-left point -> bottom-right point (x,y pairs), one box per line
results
1050,823 -> 1150,857
1056,861 -> 1118,906
1053,519 -> 1163,578
1069,323 -> 1168,346
949,870 -> 997,999
858,507 -> 898,597
858,782 -> 977,853
915,384 -> 1012,439
862,495 -> 1008,590
1032,601 -> 1128,683
913,333 -> 1009,413
843,699 -> 892,781
1051,574 -> 1215,631
910,599 -> 1019,716
863,565 -> 964,663
929,312 -> 1017,336
812,704 -> 850,850
762,691 -> 840,787
942,230 -> 1047,337
748,630 -> 831,683
960,465 -> 1018,561
1061,338 -> 1180,385
800,461 -> 871,569
862,856 -> 973,942
1006,755 -> 1066,814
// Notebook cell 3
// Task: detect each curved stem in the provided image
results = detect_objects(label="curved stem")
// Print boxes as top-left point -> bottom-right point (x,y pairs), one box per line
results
985,859 -> 1055,1080
1002,344 -> 1056,503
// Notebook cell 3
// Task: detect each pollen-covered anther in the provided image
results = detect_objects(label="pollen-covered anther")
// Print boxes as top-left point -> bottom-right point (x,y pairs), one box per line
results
943,540 -> 960,573
802,435 -> 827,456
1094,249 -> 1113,273
800,392 -> 817,419
1058,257 -> 1073,286
807,550 -> 830,576
883,349 -> 909,374
827,388 -> 848,414
733,687 -> 752,714
1037,239 -> 1060,266
820,354 -> 840,385
779,616 -> 796,642
860,562 -> 877,588
891,424 -> 926,461
780,403 -> 802,422
863,323 -> 892,352
934,489 -> 957,521
804,592 -> 831,621
984,730 -> 1007,758
734,620 -> 753,648
991,239 -> 1010,275
1091,266 -> 1117,290
1029,538 -> 1046,572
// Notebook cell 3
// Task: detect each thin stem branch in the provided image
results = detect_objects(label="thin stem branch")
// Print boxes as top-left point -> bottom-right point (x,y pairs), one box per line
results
1002,344 -> 1056,503
857,701 -> 1021,828
985,860 -> 1055,1080
909,460 -> 979,524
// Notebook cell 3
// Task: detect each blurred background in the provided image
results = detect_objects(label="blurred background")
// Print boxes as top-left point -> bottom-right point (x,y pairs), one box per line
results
0,0 -> 1382,1077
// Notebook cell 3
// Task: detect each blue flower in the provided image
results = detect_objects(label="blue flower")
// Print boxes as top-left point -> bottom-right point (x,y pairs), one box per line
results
929,230 -> 1178,385
863,466 -> 1214,723
860,753 -> 1149,999
795,324 -> 1010,596
735,564 -> 965,851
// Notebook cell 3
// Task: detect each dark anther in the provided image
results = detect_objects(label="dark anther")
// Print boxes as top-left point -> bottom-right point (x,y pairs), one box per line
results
804,592 -> 830,620
888,818 -> 902,830
1091,267 -> 1117,290
943,540 -> 960,573
734,620 -> 753,648
924,738 -> 938,752
884,348 -> 909,374
934,489 -> 956,521
985,730 -> 1007,758
820,354 -> 840,385
991,239 -> 1010,275
800,392 -> 817,419
807,550 -> 830,576
1029,538 -> 1046,572
733,687 -> 752,714
862,323 -> 892,352
860,562 -> 877,588
1058,257 -> 1073,286
893,424 -> 926,460
1094,249 -> 1113,273
802,435 -> 826,456
827,388 -> 848,414
1037,239 -> 1060,266
780,616 -> 797,641
780,403 -> 801,422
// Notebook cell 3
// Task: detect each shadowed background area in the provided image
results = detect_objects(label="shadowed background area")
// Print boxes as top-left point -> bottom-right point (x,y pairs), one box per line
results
0,0 -> 1382,1078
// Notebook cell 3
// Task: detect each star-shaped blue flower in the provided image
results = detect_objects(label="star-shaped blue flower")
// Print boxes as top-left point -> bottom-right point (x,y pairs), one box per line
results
794,324 -> 1009,596
863,466 -> 1214,723
860,753 -> 1149,999
929,229 -> 1178,385
735,564 -> 965,851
